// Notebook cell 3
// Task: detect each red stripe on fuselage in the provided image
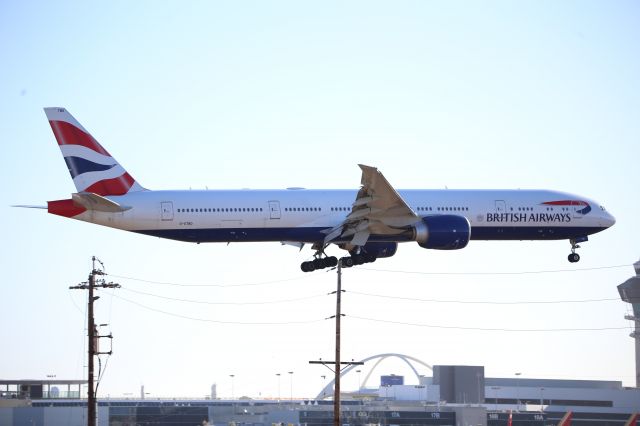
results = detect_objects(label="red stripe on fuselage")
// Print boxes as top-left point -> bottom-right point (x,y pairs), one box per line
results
84,172 -> 135,196
48,199 -> 87,218
49,120 -> 111,156
542,200 -> 588,206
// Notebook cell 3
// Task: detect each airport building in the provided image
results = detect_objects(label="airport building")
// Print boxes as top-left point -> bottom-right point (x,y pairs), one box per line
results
1,361 -> 638,426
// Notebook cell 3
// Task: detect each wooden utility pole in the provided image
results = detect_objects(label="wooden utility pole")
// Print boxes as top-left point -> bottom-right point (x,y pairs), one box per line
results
334,261 -> 342,426
70,257 -> 120,426
309,260 -> 362,426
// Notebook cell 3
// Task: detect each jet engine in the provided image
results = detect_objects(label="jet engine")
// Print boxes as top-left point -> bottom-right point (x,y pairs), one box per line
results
413,215 -> 471,250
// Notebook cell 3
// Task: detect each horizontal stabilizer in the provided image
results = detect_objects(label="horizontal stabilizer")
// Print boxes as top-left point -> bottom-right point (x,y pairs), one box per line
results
11,205 -> 47,209
72,192 -> 131,212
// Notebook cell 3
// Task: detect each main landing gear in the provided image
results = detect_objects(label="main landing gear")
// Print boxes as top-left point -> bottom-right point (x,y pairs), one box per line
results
300,252 -> 378,272
342,253 -> 378,267
301,256 -> 338,272
568,238 -> 581,263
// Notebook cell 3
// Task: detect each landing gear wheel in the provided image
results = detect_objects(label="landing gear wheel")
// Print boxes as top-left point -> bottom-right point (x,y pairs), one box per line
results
341,257 -> 354,267
300,261 -> 316,272
567,238 -> 583,263
313,258 -> 326,269
326,256 -> 338,267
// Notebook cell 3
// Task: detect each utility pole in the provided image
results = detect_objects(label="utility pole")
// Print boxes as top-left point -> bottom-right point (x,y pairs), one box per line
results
309,260 -> 363,426
334,261 -> 342,426
70,257 -> 120,426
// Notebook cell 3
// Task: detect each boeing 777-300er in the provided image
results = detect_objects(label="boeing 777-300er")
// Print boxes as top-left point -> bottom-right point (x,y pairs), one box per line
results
23,107 -> 616,272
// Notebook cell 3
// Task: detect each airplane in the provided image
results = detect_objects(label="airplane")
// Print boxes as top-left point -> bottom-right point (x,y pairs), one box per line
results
22,107 -> 616,272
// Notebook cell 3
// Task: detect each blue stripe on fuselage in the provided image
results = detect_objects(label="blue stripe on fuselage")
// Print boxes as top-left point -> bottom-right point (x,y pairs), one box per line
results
132,226 -> 608,244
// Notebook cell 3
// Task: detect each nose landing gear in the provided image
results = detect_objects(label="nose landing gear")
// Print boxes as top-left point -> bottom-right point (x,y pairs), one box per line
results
568,238 -> 584,263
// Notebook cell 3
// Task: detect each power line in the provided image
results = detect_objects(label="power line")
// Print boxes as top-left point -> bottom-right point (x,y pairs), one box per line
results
107,263 -> 633,290
349,315 -> 629,333
108,273 -> 316,288
111,293 -> 325,325
120,287 -> 327,305
348,290 -> 619,305
109,287 -> 628,332
360,263 -> 633,276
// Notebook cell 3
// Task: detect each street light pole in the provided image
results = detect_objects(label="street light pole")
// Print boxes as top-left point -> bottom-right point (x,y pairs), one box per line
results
288,371 -> 293,404
321,376 -> 326,398
230,375 -> 235,400
276,373 -> 281,402
515,372 -> 522,411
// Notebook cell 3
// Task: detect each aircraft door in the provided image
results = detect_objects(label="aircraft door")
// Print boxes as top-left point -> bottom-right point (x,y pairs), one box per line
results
161,201 -> 174,221
268,201 -> 281,219
495,200 -> 506,213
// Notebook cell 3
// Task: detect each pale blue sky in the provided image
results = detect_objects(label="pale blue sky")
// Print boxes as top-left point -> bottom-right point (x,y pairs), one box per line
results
1,1 -> 639,398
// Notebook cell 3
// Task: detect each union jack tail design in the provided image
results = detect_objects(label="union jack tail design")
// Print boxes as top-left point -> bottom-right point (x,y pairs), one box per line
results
44,107 -> 146,196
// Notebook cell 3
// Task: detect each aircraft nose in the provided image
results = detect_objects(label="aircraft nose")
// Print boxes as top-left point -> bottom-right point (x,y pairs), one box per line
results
604,211 -> 616,228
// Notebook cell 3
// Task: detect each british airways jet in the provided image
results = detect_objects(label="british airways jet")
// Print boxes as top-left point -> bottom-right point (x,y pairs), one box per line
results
32,108 -> 615,271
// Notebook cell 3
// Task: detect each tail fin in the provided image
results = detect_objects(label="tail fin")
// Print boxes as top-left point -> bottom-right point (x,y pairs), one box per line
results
44,107 -> 146,196
557,411 -> 572,426
624,413 -> 638,426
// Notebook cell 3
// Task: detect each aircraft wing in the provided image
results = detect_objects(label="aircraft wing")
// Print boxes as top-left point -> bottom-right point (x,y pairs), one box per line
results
324,164 -> 419,246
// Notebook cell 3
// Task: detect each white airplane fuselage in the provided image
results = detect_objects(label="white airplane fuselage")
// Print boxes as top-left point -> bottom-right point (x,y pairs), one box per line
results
49,188 -> 614,244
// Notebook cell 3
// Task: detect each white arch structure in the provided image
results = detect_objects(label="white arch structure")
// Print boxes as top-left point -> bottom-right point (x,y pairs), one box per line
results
316,353 -> 433,400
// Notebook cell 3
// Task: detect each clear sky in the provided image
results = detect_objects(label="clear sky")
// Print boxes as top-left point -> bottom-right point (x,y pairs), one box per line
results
1,1 -> 639,399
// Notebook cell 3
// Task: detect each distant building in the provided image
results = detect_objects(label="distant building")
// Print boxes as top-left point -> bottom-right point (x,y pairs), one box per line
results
1,366 -> 638,426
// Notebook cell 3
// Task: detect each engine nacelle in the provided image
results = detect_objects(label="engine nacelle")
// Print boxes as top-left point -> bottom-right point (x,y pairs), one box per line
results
357,242 -> 398,258
414,215 -> 471,250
